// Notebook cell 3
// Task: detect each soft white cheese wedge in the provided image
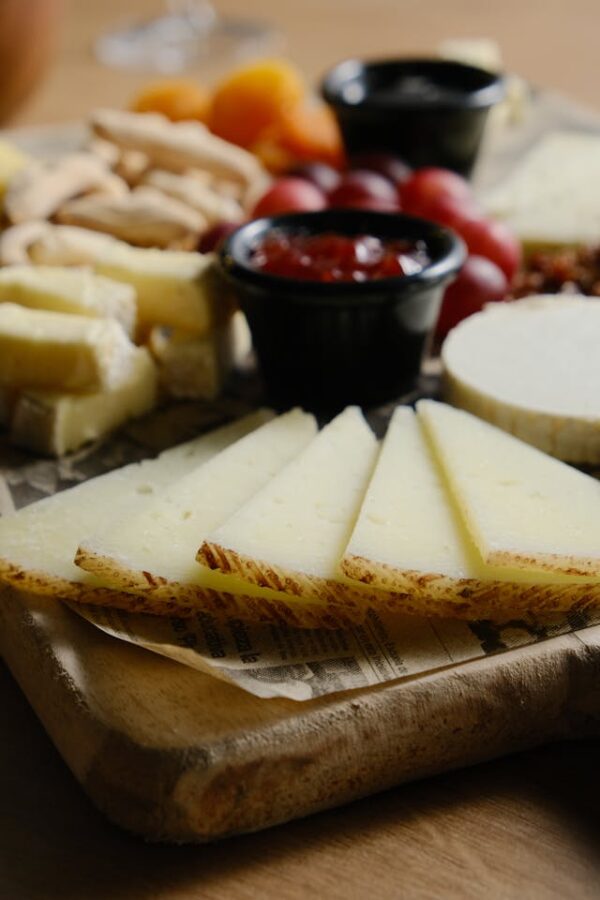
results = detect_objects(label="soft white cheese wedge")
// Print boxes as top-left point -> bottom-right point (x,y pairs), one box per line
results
0,411 -> 268,598
9,346 -> 158,456
442,296 -> 600,463
0,303 -> 136,392
0,265 -> 137,337
482,131 -> 600,248
418,399 -> 600,577
342,406 -> 600,618
198,407 -> 388,609
95,244 -> 230,335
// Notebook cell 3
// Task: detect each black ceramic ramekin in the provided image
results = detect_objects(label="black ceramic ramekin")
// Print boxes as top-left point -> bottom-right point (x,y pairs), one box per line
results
219,210 -> 465,411
321,58 -> 505,177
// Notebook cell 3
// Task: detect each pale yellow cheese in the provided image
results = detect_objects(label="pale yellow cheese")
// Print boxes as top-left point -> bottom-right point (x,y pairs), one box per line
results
418,399 -> 600,577
0,303 -> 136,392
198,407 -> 384,608
442,296 -> 600,463
76,409 -> 317,591
0,140 -> 29,205
95,244 -> 231,335
0,411 -> 269,597
9,347 -> 158,456
341,405 -> 600,618
0,265 -> 137,337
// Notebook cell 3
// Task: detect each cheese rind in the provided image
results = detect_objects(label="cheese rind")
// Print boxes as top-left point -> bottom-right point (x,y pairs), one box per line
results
95,244 -> 231,335
0,303 -> 136,392
0,412 -> 269,598
198,407 -> 389,609
9,347 -> 158,456
418,399 -> 600,577
0,265 -> 136,336
341,406 -> 600,618
442,296 -> 600,463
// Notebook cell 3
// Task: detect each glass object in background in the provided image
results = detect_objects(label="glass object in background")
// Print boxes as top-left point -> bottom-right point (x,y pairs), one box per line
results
95,0 -> 279,74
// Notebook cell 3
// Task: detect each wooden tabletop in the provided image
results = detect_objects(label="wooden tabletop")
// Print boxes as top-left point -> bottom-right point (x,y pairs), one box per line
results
3,1 -> 600,897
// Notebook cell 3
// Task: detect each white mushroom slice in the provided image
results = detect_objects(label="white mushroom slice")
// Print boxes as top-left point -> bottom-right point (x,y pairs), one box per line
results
115,149 -> 150,186
5,153 -> 111,224
55,186 -> 206,249
86,137 -> 120,167
0,221 -> 52,265
29,225 -> 118,266
90,108 -> 264,187
142,169 -> 244,225
84,171 -> 130,199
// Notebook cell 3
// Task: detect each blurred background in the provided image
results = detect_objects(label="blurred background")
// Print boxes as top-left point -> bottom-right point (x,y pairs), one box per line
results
3,0 -> 600,126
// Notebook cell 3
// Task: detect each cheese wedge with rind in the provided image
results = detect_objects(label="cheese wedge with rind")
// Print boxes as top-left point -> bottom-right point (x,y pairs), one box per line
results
0,411 -> 269,598
199,407 -> 392,610
9,346 -> 158,456
341,406 -> 600,619
418,399 -> 600,577
74,410 -> 355,627
442,296 -> 600,463
0,265 -> 137,337
0,303 -> 136,392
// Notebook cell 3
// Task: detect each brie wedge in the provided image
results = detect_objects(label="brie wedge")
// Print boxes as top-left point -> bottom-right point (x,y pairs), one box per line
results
442,296 -> 600,463
9,346 -> 158,456
0,411 -> 268,598
0,303 -> 136,392
418,399 -> 600,577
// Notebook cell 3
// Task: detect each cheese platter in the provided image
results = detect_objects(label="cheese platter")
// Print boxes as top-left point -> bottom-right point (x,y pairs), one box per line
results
2,49 -> 600,844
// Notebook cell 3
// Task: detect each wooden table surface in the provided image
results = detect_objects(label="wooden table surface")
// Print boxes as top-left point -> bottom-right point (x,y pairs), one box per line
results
3,1 -> 600,897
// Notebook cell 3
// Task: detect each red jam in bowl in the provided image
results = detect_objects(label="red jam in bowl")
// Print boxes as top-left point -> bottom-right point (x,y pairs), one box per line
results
251,230 -> 430,282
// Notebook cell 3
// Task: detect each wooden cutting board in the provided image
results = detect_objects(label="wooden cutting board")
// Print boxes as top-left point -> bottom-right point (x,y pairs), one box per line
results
2,90 -> 600,843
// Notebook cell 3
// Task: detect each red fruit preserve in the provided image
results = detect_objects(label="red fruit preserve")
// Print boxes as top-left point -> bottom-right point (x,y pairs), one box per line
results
251,230 -> 430,282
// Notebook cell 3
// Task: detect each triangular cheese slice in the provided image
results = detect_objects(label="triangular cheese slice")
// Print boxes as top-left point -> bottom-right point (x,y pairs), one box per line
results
418,400 -> 600,577
74,410 -> 356,628
0,410 -> 269,599
341,406 -> 600,619
198,407 -> 388,609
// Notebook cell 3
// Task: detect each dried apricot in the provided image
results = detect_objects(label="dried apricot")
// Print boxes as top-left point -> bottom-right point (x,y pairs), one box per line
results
209,59 -> 306,148
276,102 -> 345,169
131,78 -> 210,123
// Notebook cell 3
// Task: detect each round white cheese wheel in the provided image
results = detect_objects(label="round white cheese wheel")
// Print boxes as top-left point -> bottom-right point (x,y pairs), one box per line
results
441,296 -> 600,463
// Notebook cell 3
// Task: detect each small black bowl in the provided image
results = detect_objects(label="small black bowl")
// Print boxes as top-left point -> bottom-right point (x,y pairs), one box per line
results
219,211 -> 465,412
321,57 -> 505,177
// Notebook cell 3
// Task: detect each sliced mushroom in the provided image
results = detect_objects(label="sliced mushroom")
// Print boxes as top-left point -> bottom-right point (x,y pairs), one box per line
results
0,221 -> 52,265
55,186 -> 206,249
29,225 -> 118,266
115,149 -> 150,187
142,169 -> 244,226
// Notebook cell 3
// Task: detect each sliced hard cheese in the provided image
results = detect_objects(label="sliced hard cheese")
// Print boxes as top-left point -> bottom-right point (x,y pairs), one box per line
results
0,265 -> 136,337
0,411 -> 268,598
418,399 -> 600,577
9,346 -> 158,456
198,407 -> 388,610
342,406 -> 600,618
95,244 -> 231,335
482,131 -> 600,248
0,303 -> 136,392
76,409 -> 316,588
442,296 -> 600,463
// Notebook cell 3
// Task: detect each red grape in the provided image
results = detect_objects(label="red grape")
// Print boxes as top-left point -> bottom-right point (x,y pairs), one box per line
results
198,221 -> 239,253
329,170 -> 399,209
400,167 -> 473,217
408,192 -> 480,229
436,254 -> 509,339
457,216 -> 522,283
342,197 -> 401,213
349,152 -> 412,187
289,162 -> 341,194
251,177 -> 327,218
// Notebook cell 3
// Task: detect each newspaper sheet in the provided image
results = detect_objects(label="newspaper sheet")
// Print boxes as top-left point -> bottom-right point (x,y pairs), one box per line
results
69,601 -> 600,701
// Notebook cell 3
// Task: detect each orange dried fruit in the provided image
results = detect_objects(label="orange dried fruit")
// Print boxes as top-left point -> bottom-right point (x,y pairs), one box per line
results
276,102 -> 345,169
209,58 -> 306,148
130,78 -> 210,123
